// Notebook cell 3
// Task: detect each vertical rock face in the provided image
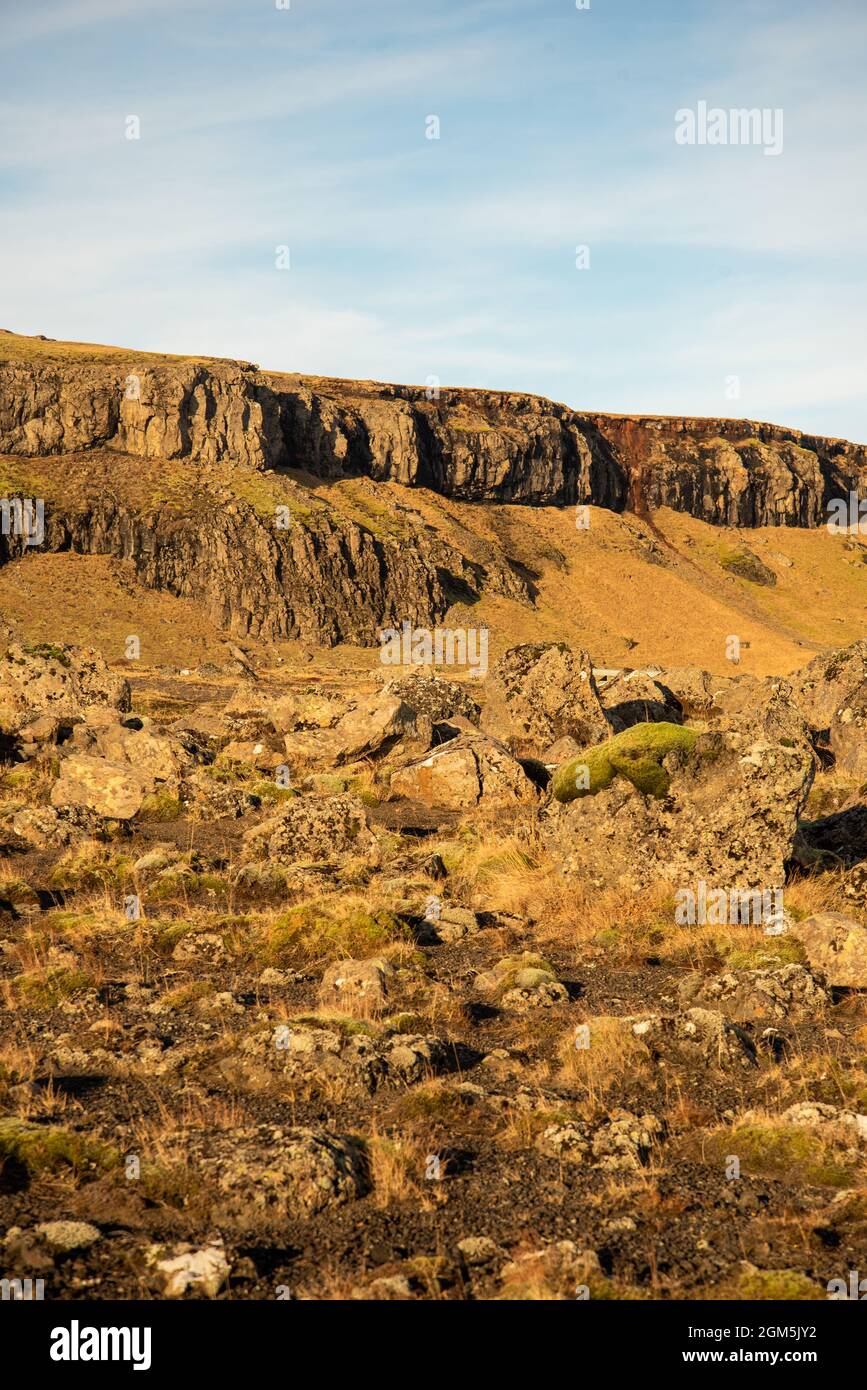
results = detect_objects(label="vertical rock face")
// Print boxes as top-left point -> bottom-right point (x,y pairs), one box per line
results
586,413 -> 865,528
0,361 -> 282,470
114,365 -> 284,470
3,351 -> 863,523
20,494 -> 512,644
0,363 -> 123,455
275,384 -> 625,505
1,342 -> 866,646
789,640 -> 867,779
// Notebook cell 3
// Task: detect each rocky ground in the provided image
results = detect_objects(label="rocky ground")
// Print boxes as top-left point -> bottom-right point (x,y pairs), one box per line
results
2,636 -> 867,1301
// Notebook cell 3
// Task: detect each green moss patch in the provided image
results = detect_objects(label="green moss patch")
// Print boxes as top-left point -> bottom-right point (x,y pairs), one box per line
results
699,1123 -> 858,1188
0,1118 -> 118,1187
260,902 -> 412,967
737,1269 -> 824,1301
552,722 -> 698,803
12,966 -> 95,1011
718,543 -> 776,587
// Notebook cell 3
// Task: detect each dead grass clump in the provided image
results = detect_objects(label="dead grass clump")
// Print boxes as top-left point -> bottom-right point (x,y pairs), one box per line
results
559,1015 -> 653,1103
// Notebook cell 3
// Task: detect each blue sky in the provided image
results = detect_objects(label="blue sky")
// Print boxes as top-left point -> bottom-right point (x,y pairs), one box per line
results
1,0 -> 866,441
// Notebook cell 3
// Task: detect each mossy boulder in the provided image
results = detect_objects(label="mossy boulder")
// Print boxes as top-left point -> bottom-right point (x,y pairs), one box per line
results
0,1118 -> 117,1187
718,543 -> 776,587
551,722 -> 698,803
544,700 -> 813,892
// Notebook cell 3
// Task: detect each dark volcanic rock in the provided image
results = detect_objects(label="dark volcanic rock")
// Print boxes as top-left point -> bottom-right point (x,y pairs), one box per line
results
2,357 -> 865,523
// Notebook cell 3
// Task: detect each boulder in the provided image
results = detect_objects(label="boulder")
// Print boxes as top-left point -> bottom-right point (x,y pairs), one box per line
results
790,638 -> 867,730
35,1220 -> 101,1253
536,1112 -> 663,1171
0,643 -> 130,744
319,957 -> 393,1013
223,1022 -> 455,1094
50,754 -> 152,820
90,724 -> 194,790
474,953 -> 568,1010
283,693 -> 427,767
788,912 -> 867,988
389,733 -> 537,810
328,693 -> 425,761
242,794 -> 379,866
631,1007 -> 758,1071
677,964 -> 829,1023
601,670 -> 683,732
779,640 -> 867,776
176,1126 -> 369,1227
545,705 -> 813,892
486,643 -> 611,750
383,673 -> 481,725
148,1241 -> 229,1299
653,665 -> 725,717
244,795 -> 377,867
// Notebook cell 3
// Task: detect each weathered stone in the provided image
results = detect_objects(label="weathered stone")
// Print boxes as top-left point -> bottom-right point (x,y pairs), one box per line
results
790,640 -> 867,779
148,1241 -> 230,1298
242,794 -> 379,865
631,1008 -> 758,1071
654,665 -> 724,717
537,1112 -> 663,1171
319,957 -> 393,1012
35,1220 -> 101,1253
487,644 -> 611,750
545,703 -> 813,892
788,912 -> 867,988
223,1022 -> 455,1094
190,1126 -> 369,1226
475,953 -> 567,1010
0,642 -> 130,743
389,733 -> 536,810
384,674 -> 481,726
677,964 -> 829,1023
602,670 -> 683,732
50,754 -> 151,820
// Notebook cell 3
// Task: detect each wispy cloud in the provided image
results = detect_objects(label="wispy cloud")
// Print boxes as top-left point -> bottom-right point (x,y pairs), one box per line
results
1,0 -> 865,441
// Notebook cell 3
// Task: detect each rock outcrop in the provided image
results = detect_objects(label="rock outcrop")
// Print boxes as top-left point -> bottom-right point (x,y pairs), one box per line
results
389,732 -> 538,810
545,705 -> 814,891
486,644 -> 611,751
788,912 -> 867,988
789,639 -> 867,778
0,474 -> 520,645
2,349 -> 865,522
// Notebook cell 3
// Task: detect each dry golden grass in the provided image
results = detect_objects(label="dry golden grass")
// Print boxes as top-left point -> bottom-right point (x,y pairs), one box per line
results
366,1129 -> 435,1210
0,553 -> 231,669
558,1015 -> 654,1104
0,331 -> 221,367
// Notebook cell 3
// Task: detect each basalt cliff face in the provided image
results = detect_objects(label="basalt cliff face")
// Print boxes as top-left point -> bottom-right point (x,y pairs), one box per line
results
1,337 -> 866,648
2,350 -> 865,524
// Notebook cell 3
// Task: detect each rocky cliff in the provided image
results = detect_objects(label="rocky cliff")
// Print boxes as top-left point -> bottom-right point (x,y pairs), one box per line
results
2,342 -> 865,526
0,452 -> 529,644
